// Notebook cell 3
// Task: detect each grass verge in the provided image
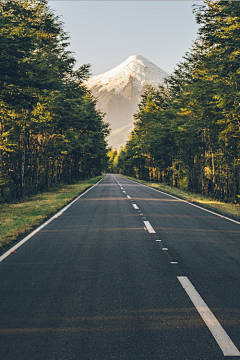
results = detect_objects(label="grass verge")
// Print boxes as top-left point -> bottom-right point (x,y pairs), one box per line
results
121,175 -> 240,221
0,175 -> 104,251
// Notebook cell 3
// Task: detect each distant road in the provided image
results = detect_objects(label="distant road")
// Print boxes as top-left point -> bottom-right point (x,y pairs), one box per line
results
1,174 -> 240,359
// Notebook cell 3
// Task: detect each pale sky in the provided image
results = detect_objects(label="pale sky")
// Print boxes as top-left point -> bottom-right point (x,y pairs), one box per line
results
48,1 -> 203,76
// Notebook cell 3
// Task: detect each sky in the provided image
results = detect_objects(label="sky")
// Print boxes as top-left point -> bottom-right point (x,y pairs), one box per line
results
48,1 -> 203,76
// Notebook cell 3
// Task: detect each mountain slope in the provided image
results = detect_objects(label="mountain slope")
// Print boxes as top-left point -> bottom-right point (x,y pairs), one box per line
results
85,55 -> 168,149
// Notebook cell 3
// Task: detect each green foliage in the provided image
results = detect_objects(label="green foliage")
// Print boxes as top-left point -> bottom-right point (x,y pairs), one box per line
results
0,0 -> 109,202
117,1 -> 240,202
107,148 -> 119,173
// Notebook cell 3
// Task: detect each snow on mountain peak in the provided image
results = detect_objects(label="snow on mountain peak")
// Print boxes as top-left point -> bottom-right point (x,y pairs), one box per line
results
84,56 -> 168,149
85,55 -> 168,95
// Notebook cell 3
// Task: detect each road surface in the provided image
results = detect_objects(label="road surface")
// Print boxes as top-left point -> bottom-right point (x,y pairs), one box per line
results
0,174 -> 240,359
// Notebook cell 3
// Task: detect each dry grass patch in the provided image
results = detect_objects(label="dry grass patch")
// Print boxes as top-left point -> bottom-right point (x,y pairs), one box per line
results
0,176 -> 104,250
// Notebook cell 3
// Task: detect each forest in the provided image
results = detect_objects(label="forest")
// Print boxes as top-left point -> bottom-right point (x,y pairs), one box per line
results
2,0 -> 240,205
0,0 -> 109,202
111,1 -> 240,202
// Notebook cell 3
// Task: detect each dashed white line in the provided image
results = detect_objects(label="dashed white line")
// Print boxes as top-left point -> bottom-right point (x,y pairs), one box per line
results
114,176 -> 240,356
178,276 -> 240,357
132,204 -> 139,209
113,176 -> 121,187
143,221 -> 156,234
122,176 -> 240,226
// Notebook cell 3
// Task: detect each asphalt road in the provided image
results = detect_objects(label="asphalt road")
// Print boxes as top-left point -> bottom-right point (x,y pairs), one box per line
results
0,174 -> 240,360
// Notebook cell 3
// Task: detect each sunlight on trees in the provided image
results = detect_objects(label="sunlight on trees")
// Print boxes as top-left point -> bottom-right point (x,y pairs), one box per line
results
117,1 -> 240,202
0,0 -> 109,202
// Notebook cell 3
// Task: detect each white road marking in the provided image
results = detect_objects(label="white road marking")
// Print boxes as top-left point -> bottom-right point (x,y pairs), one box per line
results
54,213 -> 62,218
162,248 -> 168,251
156,240 -> 162,242
132,204 -> 139,209
113,177 -> 240,356
178,276 -> 240,357
122,176 -> 240,226
170,262 -> 178,264
113,176 -> 121,186
143,221 -> 156,233
0,176 -> 106,263
127,195 -> 131,199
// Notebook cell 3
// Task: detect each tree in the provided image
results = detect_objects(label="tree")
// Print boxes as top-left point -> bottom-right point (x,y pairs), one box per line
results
117,1 -> 240,202
0,0 -> 109,202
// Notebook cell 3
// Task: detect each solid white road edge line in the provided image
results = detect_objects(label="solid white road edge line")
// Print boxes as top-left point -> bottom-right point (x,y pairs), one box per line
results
178,276 -> 240,357
0,176 -> 106,263
132,204 -> 139,209
120,176 -> 240,226
143,221 -> 156,233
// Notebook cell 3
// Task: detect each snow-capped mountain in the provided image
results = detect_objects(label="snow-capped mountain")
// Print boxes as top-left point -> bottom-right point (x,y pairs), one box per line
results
85,55 -> 168,149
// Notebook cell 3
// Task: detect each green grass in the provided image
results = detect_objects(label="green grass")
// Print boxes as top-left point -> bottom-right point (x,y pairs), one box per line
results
121,175 -> 240,220
0,176 -> 104,250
